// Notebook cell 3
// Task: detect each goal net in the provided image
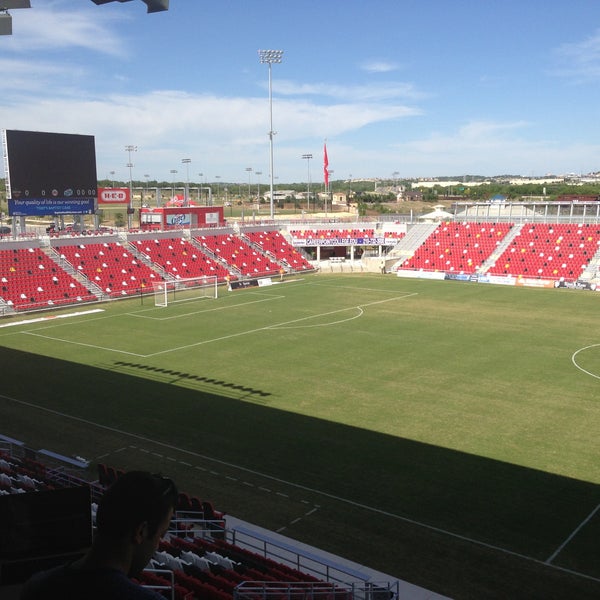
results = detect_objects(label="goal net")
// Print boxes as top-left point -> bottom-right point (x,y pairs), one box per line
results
153,276 -> 218,307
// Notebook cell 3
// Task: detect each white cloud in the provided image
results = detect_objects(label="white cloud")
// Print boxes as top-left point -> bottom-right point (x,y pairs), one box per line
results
0,57 -> 87,94
5,2 -> 127,56
0,88 -> 421,180
274,79 -> 424,102
359,60 -> 400,73
553,29 -> 600,82
389,120 -> 600,177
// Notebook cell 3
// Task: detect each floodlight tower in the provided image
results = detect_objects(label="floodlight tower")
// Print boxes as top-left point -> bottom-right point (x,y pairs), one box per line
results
182,158 -> 191,206
302,154 -> 312,212
255,171 -> 262,203
125,145 -> 137,229
170,169 -> 178,199
0,1 -> 31,36
245,167 -> 253,202
258,49 -> 283,220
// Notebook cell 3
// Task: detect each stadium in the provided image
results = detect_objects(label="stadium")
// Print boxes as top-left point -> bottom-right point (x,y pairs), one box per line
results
1,207 -> 600,600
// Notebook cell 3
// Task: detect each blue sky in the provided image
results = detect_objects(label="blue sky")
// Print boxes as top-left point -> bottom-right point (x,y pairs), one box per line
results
1,0 -> 600,185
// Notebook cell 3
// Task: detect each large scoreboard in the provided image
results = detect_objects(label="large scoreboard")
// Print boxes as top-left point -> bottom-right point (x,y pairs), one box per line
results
3,129 -> 97,216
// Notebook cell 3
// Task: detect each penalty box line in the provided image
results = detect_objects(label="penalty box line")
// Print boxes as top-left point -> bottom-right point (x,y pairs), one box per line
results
17,292 -> 416,359
145,293 -> 416,357
546,501 -> 600,564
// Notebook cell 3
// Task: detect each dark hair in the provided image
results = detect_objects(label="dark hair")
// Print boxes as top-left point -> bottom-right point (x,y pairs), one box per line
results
96,471 -> 178,538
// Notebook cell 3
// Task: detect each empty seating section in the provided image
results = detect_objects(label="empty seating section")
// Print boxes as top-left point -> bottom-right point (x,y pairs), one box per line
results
399,222 -> 513,274
197,234 -> 280,277
3,224 -> 598,316
290,227 -> 376,240
0,450 -> 54,495
487,223 -> 600,280
2,452 -> 363,600
150,535 -> 344,600
56,242 -> 161,297
134,238 -> 232,282
243,231 -> 313,271
0,247 -> 94,310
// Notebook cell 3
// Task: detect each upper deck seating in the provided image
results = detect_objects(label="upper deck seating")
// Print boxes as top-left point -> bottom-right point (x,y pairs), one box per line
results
399,222 -> 513,274
290,228 -> 376,241
133,238 -> 232,282
56,242 -> 161,297
487,223 -> 600,280
243,231 -> 313,271
196,234 -> 279,277
0,247 -> 95,310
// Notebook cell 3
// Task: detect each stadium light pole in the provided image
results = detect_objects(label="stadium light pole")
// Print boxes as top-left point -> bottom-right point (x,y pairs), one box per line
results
301,154 -> 312,212
258,49 -> 283,220
182,158 -> 191,206
170,169 -> 178,200
198,172 -> 204,204
245,167 -> 253,203
144,174 -> 150,206
125,145 -> 137,230
255,171 -> 262,205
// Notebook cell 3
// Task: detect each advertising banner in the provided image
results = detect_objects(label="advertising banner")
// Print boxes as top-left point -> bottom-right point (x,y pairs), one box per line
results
9,197 -> 95,216
97,187 -> 130,205
293,237 -> 389,246
166,213 -> 191,227
515,278 -> 555,289
396,269 -> 445,281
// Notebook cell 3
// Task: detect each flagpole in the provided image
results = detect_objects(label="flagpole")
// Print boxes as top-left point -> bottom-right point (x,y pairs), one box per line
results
323,140 -> 329,214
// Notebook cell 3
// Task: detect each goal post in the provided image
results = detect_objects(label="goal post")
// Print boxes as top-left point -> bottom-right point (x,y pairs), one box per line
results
152,275 -> 218,307
154,281 -> 168,307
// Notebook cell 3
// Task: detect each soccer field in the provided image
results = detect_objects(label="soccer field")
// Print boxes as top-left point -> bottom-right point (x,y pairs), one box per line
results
1,274 -> 599,599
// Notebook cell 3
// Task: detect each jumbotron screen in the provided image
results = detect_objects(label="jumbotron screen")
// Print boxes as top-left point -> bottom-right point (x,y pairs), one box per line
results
4,129 -> 98,216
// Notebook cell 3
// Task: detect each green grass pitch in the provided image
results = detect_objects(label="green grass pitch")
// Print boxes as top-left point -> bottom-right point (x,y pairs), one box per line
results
0,273 -> 599,599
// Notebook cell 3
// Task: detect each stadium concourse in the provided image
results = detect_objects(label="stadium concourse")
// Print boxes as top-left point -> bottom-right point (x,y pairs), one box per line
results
1,217 -> 600,314
0,438 -> 449,600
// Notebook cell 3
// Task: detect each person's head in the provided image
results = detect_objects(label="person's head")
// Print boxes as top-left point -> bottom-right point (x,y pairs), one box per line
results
95,471 -> 178,576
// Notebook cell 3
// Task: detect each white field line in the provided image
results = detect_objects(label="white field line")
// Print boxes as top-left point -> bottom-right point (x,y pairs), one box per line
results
20,330 -> 147,357
13,293 -> 285,357
128,293 -> 285,321
19,293 -> 415,358
0,308 -> 104,329
571,344 -> 600,380
0,391 -> 598,585
146,293 -> 416,357
546,502 -> 600,564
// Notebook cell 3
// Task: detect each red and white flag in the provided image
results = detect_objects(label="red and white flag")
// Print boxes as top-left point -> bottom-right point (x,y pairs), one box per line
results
323,142 -> 329,189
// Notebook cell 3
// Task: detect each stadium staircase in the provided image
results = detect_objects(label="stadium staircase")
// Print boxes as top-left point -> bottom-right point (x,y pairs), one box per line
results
42,245 -> 104,299
187,235 -> 240,281
486,222 -> 600,280
0,246 -> 96,311
387,222 -> 440,271
477,223 -> 521,275
240,229 -> 314,274
194,233 -> 280,279
125,240 -> 173,281
579,244 -> 600,281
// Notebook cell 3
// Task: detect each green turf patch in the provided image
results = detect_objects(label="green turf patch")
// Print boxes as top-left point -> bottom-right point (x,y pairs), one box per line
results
1,274 -> 599,598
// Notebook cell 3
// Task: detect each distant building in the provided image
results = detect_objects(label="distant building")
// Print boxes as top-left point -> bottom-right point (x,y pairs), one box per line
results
402,190 -> 423,202
332,191 -> 347,205
263,190 -> 295,202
